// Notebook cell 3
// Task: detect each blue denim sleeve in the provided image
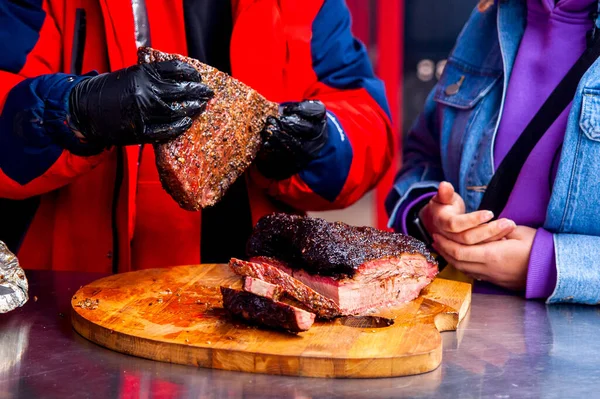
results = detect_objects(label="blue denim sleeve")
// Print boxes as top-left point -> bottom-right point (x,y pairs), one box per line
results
386,89 -> 444,228
548,233 -> 600,304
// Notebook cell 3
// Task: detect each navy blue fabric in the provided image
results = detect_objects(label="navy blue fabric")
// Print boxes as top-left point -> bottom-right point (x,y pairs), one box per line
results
0,74 -> 92,185
0,0 -> 46,73
299,111 -> 353,202
310,0 -> 391,119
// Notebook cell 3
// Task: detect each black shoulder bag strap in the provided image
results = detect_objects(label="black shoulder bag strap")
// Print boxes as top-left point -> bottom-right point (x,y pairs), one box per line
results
478,34 -> 600,217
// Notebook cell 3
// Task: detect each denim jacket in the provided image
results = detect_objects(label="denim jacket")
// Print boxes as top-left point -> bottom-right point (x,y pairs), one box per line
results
387,0 -> 600,304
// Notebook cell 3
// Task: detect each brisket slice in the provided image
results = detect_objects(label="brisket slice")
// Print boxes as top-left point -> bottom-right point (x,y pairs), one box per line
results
245,214 -> 439,315
242,276 -> 282,300
220,287 -> 315,333
138,47 -> 279,211
246,213 -> 437,278
229,258 -> 341,319
252,256 -> 437,315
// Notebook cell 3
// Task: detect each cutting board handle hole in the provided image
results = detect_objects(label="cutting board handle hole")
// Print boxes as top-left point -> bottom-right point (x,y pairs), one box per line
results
338,316 -> 395,329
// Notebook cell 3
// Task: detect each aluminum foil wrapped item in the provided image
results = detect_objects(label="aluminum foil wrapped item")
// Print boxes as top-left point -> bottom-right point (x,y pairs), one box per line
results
0,241 -> 28,313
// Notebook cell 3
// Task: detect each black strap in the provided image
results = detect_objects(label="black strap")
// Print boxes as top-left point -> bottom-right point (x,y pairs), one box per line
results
478,35 -> 600,217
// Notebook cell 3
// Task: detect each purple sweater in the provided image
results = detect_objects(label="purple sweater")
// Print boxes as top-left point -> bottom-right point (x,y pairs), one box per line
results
399,0 -> 595,299
495,0 -> 594,298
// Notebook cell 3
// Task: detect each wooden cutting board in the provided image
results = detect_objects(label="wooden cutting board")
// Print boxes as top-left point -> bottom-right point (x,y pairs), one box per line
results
71,264 -> 471,378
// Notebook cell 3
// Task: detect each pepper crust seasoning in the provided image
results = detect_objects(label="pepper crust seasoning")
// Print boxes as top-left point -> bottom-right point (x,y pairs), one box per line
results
138,47 -> 279,211
75,298 -> 100,310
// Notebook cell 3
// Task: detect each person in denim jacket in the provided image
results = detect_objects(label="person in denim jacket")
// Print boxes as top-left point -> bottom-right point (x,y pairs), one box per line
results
386,0 -> 600,304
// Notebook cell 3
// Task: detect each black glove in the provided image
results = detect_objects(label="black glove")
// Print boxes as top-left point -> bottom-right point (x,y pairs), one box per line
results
69,60 -> 213,147
256,100 -> 329,180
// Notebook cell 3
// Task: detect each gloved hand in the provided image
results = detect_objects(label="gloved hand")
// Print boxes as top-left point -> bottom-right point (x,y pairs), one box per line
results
69,60 -> 213,147
256,100 -> 329,180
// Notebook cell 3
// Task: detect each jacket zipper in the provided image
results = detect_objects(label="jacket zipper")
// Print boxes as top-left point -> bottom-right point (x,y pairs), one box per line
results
71,9 -> 87,75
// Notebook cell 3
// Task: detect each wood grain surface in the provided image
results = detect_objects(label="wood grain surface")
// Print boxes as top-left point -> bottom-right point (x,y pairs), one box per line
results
71,264 -> 471,378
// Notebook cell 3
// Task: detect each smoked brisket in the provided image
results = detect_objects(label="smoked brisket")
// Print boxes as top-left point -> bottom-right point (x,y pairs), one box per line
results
229,257 -> 341,319
138,47 -> 279,210
242,276 -> 283,300
220,287 -> 315,333
246,214 -> 437,278
244,214 -> 438,315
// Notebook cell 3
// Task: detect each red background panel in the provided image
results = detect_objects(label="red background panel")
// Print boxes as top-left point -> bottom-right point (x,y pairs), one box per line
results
347,0 -> 402,229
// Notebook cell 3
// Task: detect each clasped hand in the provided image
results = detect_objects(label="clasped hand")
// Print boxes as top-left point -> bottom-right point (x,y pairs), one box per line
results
420,182 -> 536,291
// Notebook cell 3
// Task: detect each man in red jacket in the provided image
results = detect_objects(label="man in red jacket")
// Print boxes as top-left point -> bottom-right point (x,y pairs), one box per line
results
0,0 -> 393,273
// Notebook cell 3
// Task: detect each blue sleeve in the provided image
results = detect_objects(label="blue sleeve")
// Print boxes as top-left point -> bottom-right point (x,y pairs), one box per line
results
0,0 -> 45,73
0,74 -> 100,185
0,0 -> 102,185
297,110 -> 353,202
310,0 -> 391,119
549,233 -> 600,304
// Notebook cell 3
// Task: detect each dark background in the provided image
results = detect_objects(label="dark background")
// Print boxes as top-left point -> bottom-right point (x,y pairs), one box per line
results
402,0 -> 477,136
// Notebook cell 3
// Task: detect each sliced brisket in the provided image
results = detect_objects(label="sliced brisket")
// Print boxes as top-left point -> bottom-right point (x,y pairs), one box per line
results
245,214 -> 438,315
229,258 -> 341,319
242,276 -> 282,300
220,287 -> 315,333
137,47 -> 279,211
258,255 -> 438,315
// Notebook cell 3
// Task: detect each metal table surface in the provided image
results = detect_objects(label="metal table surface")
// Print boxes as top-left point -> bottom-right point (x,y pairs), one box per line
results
1,270 -> 599,399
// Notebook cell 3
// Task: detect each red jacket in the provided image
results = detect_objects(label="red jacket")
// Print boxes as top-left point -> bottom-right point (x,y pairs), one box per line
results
0,0 -> 393,273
